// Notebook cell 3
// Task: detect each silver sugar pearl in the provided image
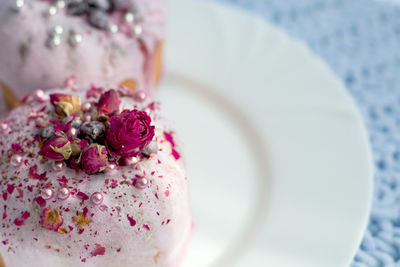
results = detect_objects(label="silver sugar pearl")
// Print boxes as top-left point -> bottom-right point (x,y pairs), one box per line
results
47,34 -> 62,48
53,25 -> 64,35
68,32 -> 83,47
56,0 -> 66,9
108,24 -> 119,34
133,25 -> 142,36
11,0 -> 25,12
48,5 -> 57,16
124,12 -> 135,23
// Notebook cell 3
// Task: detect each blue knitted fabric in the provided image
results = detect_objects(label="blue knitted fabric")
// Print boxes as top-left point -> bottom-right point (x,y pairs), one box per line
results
215,0 -> 400,266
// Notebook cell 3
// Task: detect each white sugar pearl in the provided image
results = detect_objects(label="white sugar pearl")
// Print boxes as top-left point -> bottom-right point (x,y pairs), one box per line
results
90,192 -> 104,205
108,24 -> 119,34
124,12 -> 135,23
69,33 -> 83,47
133,25 -> 142,36
57,187 -> 70,200
10,154 -> 23,167
41,188 -> 54,200
134,177 -> 148,189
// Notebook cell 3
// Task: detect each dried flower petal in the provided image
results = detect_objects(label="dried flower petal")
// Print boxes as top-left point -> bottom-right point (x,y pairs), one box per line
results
58,226 -> 68,234
72,211 -> 91,230
91,244 -> 106,257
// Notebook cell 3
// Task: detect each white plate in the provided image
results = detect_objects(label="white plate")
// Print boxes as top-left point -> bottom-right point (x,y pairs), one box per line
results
159,1 -> 374,266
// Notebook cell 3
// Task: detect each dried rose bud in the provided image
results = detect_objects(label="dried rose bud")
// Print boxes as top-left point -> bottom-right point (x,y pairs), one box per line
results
50,93 -> 81,117
81,144 -> 109,174
96,89 -> 120,119
39,136 -> 72,160
106,109 -> 155,157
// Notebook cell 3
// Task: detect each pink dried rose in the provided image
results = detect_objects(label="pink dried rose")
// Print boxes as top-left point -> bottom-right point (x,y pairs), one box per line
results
106,110 -> 155,157
39,135 -> 72,160
50,93 -> 81,117
81,144 -> 109,174
40,208 -> 64,232
96,89 -> 120,118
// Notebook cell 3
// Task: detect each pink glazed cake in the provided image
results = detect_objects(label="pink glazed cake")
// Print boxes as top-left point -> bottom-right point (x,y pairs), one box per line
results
0,0 -> 165,115
0,86 -> 191,266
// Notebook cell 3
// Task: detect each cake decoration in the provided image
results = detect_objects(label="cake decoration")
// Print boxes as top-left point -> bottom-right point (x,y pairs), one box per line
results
57,187 -> 71,200
10,0 -> 145,49
36,88 -> 156,175
0,0 -> 165,116
0,84 -> 191,266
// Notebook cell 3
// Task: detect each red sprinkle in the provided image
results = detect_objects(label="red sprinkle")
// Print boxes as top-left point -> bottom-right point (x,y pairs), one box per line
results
172,149 -> 181,160
77,192 -> 89,203
6,184 -> 15,195
127,215 -> 136,226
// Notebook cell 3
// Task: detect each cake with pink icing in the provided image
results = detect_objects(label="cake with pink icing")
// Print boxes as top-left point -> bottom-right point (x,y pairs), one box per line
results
0,0 -> 165,115
0,85 -> 191,266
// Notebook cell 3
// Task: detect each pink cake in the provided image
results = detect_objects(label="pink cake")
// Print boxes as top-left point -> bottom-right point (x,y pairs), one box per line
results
0,86 -> 191,266
0,0 -> 165,115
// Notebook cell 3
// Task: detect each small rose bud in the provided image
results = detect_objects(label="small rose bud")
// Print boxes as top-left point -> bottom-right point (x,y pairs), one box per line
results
106,109 -> 155,157
50,93 -> 81,117
81,144 -> 109,174
96,89 -> 120,118
39,136 -> 72,160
